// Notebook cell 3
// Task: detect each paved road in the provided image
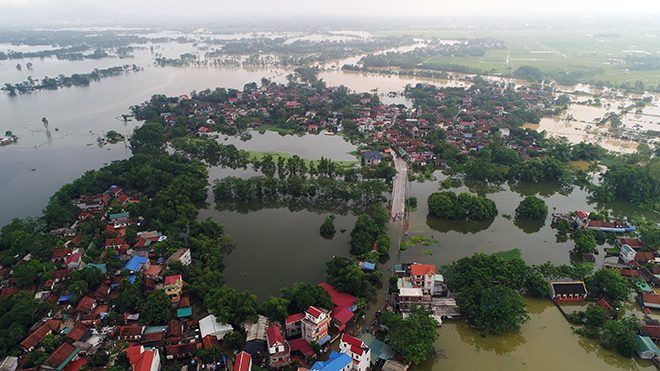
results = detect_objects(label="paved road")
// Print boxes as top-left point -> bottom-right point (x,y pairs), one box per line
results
391,156 -> 408,220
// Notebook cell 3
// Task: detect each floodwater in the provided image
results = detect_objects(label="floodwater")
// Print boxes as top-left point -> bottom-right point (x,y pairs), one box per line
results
2,37 -> 660,370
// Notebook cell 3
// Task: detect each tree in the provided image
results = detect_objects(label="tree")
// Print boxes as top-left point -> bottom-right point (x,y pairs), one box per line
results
427,191 -> 497,220
325,257 -> 372,299
572,229 -> 597,254
349,215 -> 379,255
224,331 -> 244,351
379,306 -> 439,364
41,333 -> 64,353
319,214 -> 336,237
130,122 -> 166,154
600,317 -> 640,357
524,273 -> 550,299
515,195 -> 548,220
588,268 -> 630,303
584,306 -> 608,327
280,283 -> 333,314
42,117 -> 48,128
459,285 -> 530,334
140,290 -> 172,325
261,297 -> 290,324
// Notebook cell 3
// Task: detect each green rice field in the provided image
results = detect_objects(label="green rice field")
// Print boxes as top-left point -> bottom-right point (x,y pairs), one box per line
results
380,27 -> 660,85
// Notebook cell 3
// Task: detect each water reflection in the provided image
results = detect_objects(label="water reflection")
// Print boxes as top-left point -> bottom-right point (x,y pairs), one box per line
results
513,219 -> 545,234
508,180 -> 573,198
425,214 -> 494,234
454,320 -> 527,355
214,196 -> 373,216
576,336 -> 640,371
463,179 -> 505,197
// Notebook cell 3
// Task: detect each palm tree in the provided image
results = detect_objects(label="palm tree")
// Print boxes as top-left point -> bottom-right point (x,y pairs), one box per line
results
41,117 -> 49,128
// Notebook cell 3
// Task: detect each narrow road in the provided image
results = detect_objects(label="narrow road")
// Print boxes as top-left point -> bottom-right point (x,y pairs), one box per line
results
391,156 -> 408,220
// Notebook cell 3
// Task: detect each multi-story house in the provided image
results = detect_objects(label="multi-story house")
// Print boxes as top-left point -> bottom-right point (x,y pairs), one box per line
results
302,306 -> 331,347
339,334 -> 371,371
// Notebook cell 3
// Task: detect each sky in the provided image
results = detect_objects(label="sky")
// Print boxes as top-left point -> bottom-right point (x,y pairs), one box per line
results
0,0 -> 659,21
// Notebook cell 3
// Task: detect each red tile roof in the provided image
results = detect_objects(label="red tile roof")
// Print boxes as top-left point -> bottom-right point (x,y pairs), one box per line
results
341,333 -> 363,349
135,350 -> 156,371
286,313 -> 305,324
75,296 -> 95,313
306,306 -> 323,319
165,343 -> 198,357
70,234 -> 84,245
0,286 -> 20,299
643,292 -> 660,305
141,331 -> 164,344
595,299 -> 613,312
410,264 -> 435,276
576,211 -> 588,219
119,326 -> 143,338
44,342 -> 77,369
20,323 -> 53,350
234,352 -> 252,371
52,248 -> 72,259
618,269 -> 639,277
267,325 -> 284,347
288,338 -> 314,357
642,325 -> 660,338
66,323 -> 88,342
65,254 -> 81,266
636,252 -> 655,262
202,334 -> 220,349
164,275 -> 181,285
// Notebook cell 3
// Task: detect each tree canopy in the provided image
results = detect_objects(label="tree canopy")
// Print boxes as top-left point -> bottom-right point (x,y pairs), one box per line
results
515,195 -> 548,220
427,191 -> 497,220
379,306 -> 439,364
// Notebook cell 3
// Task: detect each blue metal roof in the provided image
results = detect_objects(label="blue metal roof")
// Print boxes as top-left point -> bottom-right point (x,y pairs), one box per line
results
311,352 -> 352,371
123,256 -> 148,272
128,275 -> 136,284
363,262 -> 375,270
318,334 -> 332,346
59,295 -> 72,302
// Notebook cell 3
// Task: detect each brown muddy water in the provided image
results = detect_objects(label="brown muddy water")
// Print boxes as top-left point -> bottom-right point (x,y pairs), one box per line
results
2,40 -> 660,370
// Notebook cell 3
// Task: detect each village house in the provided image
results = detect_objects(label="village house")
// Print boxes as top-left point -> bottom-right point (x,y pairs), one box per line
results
301,306 -> 331,347
199,314 -> 233,340
266,324 -> 291,369
310,351 -> 353,371
163,274 -> 184,303
339,334 -> 371,371
126,346 -> 161,371
164,248 -> 191,267
364,151 -> 382,167
234,352 -> 252,371
242,315 -> 269,362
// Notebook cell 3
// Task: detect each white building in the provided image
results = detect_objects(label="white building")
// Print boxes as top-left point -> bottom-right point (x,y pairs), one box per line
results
339,334 -> 371,371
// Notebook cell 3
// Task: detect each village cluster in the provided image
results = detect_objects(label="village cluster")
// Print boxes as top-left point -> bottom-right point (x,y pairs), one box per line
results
132,80 -> 553,169
0,177 -> 458,371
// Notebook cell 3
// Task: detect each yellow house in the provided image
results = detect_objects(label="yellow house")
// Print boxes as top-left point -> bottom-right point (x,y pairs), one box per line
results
164,274 -> 184,303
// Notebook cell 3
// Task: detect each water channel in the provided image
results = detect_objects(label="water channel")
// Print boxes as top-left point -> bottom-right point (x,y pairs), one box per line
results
2,36 -> 660,370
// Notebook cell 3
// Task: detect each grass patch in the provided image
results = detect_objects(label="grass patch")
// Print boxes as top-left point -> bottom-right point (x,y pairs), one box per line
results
605,247 -> 621,255
492,248 -> 522,260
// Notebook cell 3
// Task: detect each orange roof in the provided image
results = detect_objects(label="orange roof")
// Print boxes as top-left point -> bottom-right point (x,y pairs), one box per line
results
411,264 -> 435,276
144,265 -> 163,276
